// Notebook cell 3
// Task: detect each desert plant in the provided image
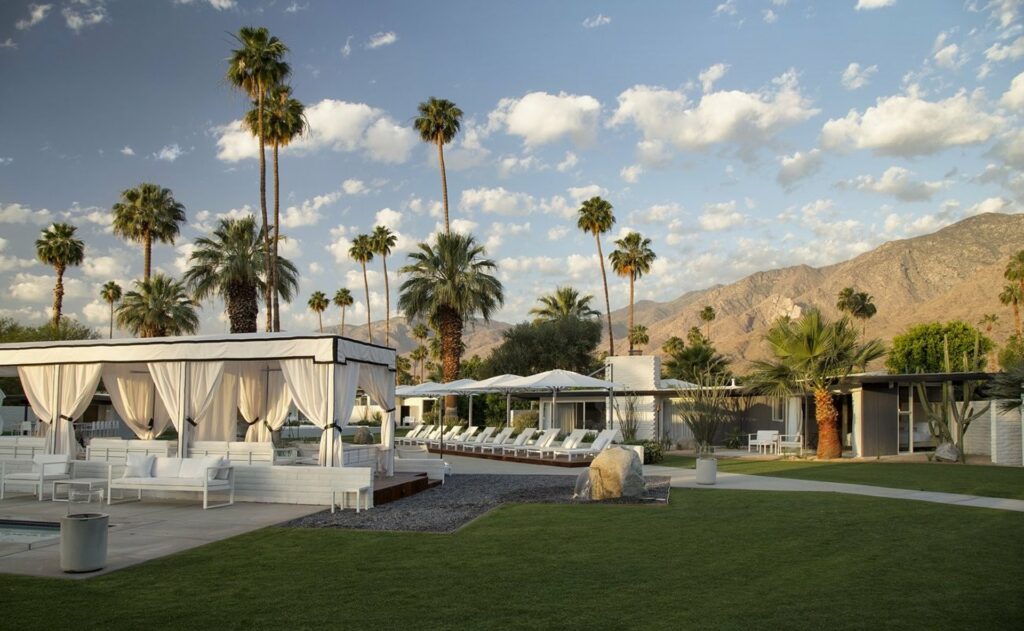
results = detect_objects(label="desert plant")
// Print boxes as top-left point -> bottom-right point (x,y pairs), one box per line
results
723,426 -> 745,450
618,392 -> 641,441
674,372 -> 739,456
914,335 -> 989,463
512,410 -> 539,432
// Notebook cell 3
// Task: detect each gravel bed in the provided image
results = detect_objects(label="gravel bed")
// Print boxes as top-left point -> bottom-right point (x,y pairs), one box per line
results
283,474 -> 671,534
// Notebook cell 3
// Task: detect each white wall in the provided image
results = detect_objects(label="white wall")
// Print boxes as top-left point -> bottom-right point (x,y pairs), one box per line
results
990,403 -> 1022,466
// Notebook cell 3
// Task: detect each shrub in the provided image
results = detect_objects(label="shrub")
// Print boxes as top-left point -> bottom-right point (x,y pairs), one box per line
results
624,439 -> 664,464
886,321 -> 992,373
581,431 -> 597,444
513,410 -> 539,432
999,334 -> 1024,370
723,426 -> 744,450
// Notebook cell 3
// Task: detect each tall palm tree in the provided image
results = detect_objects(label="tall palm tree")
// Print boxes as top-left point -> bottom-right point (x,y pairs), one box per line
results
661,335 -> 686,356
746,309 -> 885,459
100,281 -> 122,339
1005,250 -> 1024,329
183,216 -> 298,334
35,223 -> 85,328
1000,283 -> 1023,336
610,231 -> 656,353
116,274 -> 199,338
349,234 -> 375,342
979,313 -> 999,334
111,183 -> 186,281
333,288 -> 354,336
413,97 -> 463,233
245,84 -> 306,331
699,305 -> 716,340
411,322 -> 430,381
836,287 -> 877,335
664,344 -> 731,383
399,233 -> 503,416
371,225 -> 398,345
529,286 -> 600,321
307,291 -> 328,333
227,26 -> 291,330
629,325 -> 650,352
577,196 -> 616,356
409,347 -> 428,382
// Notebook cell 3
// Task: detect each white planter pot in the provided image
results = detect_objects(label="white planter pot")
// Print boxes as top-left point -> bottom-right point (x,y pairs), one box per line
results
695,457 -> 717,485
60,513 -> 108,573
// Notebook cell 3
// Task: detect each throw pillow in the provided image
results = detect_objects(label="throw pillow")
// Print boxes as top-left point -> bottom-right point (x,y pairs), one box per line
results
123,453 -> 155,478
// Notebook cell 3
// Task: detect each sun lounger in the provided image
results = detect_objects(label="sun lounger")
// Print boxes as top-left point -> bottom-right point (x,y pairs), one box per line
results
546,429 -> 620,461
513,428 -> 560,457
538,429 -> 590,458
489,428 -> 536,454
428,425 -> 465,448
470,427 -> 513,452
408,426 -> 441,445
446,426 -> 480,448
458,426 -> 495,451
397,423 -> 425,444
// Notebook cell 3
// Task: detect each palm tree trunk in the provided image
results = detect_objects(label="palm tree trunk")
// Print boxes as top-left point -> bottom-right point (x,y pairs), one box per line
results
227,282 -> 258,334
628,274 -> 635,353
362,263 -> 372,342
438,306 -> 461,417
257,87 -> 272,333
596,235 -> 615,356
437,137 -> 450,234
318,311 -> 323,333
1015,302 -> 1022,336
814,387 -> 842,459
52,266 -> 64,329
341,307 -> 346,337
143,233 -> 152,282
382,255 -> 391,346
271,141 -> 281,333
108,301 -> 114,339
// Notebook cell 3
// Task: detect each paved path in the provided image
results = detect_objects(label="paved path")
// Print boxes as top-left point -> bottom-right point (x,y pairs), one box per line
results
645,465 -> 1024,513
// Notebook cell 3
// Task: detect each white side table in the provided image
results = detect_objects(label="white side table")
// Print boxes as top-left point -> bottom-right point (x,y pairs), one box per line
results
53,478 -> 108,502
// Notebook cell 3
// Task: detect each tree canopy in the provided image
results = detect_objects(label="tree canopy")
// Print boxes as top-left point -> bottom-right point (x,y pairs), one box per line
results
483,316 -> 602,377
886,321 -> 993,374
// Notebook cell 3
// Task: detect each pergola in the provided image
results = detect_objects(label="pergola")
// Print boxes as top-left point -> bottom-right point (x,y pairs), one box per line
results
0,333 -> 397,469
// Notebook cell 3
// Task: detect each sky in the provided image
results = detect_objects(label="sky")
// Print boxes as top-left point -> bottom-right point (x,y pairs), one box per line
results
0,0 -> 1022,337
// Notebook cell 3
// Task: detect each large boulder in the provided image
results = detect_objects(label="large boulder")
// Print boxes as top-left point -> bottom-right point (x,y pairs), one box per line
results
352,426 -> 375,445
589,447 -> 645,500
934,442 -> 961,463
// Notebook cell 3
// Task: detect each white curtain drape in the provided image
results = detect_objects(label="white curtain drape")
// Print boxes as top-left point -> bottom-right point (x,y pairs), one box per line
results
280,359 -> 360,466
102,364 -> 171,439
148,361 -> 225,452
237,362 -> 292,442
194,367 -> 238,442
359,364 -> 396,476
18,364 -> 102,456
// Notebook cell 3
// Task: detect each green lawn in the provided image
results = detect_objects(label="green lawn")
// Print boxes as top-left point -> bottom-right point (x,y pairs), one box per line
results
2,491 -> 1021,629
659,455 -> 1024,500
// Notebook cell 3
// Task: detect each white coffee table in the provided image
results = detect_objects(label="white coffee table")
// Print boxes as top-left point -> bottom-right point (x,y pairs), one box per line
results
52,478 -> 107,502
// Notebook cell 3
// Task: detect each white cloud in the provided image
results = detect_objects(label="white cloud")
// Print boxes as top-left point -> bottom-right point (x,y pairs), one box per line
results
714,0 -> 737,16
990,128 -> 1024,169
82,255 -> 128,279
282,191 -> 341,228
985,35 -> 1024,62
449,218 -> 479,235
0,202 -> 52,225
81,299 -> 110,325
277,236 -> 302,259
556,151 -> 579,172
633,203 -> 683,224
610,69 -> 818,159
582,14 -> 611,28
966,196 -> 1016,216
855,0 -> 896,9
342,178 -> 368,195
308,261 -> 323,275
763,9 -> 778,23
62,0 -> 108,32
932,32 -> 965,69
173,243 -> 196,275
0,238 -> 36,272
620,164 -> 644,183
460,187 -> 536,216
699,201 -> 745,231
699,63 -> 729,93
9,272 -> 88,302
636,139 -> 672,167
841,62 -> 878,90
366,31 -> 397,49
838,166 -> 948,202
215,99 -> 414,164
776,149 -> 823,189
175,0 -> 237,9
547,225 -> 569,241
374,207 -> 403,231
567,184 -> 608,205
326,225 -> 354,264
497,154 -> 545,177
1001,71 -> 1024,109
340,35 -> 353,58
153,143 -> 185,162
284,2 -> 307,13
485,221 -> 530,251
120,146 -> 134,156
489,91 -> 601,147
408,197 -> 444,219
821,90 -> 1003,156
16,4 -> 52,30
1,38 -> 17,49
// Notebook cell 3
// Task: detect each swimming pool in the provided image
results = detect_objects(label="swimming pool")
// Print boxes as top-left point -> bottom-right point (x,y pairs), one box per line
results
0,519 -> 60,544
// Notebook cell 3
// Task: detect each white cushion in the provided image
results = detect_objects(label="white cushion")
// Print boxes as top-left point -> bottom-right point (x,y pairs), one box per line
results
153,456 -> 181,478
123,453 -> 155,478
119,476 -> 207,488
177,458 -> 207,480
215,457 -> 230,480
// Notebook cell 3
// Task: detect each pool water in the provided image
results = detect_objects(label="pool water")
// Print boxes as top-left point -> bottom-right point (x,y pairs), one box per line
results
0,520 -> 60,543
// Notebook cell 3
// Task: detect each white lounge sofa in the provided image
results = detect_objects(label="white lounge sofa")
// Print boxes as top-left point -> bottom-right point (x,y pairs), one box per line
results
0,454 -> 70,500
108,455 -> 234,509
86,438 -> 176,462
190,441 -> 298,466
394,445 -> 450,482
0,436 -> 47,461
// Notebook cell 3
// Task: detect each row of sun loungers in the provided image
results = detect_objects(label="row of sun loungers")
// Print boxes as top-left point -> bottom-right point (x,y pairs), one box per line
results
396,424 -> 621,461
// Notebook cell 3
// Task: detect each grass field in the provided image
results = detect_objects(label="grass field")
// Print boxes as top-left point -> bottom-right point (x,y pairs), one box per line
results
659,455 -> 1024,500
1,490 -> 1021,629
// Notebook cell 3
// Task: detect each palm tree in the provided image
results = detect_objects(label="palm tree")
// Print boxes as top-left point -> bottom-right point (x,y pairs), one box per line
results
836,287 -> 877,335
979,313 -> 998,334
413,97 -> 463,233
399,232 -> 503,416
664,344 -> 731,383
307,291 -> 328,333
371,225 -> 398,346
409,346 -> 428,382
746,309 -> 885,459
411,322 -> 430,381
111,183 -> 186,281
116,274 -> 199,338
349,234 -> 375,342
577,196 -> 616,356
183,216 -> 298,334
529,286 -> 600,321
629,325 -> 650,352
1005,250 -> 1024,330
699,306 -> 716,340
661,335 -> 685,356
35,223 -> 85,328
227,26 -> 291,330
1000,283 -> 1023,336
610,231 -> 656,353
333,288 -> 354,336
100,281 -> 122,339
245,84 -> 306,331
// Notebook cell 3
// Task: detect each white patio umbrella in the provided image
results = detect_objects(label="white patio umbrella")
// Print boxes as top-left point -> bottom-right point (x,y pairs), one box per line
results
453,374 -> 523,426
407,378 -> 480,455
502,370 -> 618,432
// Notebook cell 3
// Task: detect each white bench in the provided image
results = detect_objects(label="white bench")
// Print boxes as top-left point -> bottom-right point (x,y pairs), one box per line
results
778,433 -> 803,455
108,456 -> 234,510
86,438 -> 176,462
395,446 -> 450,483
330,466 -> 372,514
0,436 -> 47,461
190,441 -> 297,466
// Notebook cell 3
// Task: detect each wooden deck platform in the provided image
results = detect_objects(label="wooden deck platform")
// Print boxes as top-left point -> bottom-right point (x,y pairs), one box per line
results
426,447 -> 592,468
373,472 -> 437,505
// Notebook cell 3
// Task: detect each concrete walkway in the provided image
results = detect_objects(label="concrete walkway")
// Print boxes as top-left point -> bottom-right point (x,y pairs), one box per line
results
645,465 -> 1024,513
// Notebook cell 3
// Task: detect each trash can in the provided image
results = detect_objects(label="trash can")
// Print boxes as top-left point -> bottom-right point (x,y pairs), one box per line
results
60,489 -> 108,573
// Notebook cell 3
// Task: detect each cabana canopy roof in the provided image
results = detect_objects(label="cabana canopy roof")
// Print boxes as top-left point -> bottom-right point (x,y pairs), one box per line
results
452,374 -> 523,393
0,332 -> 395,376
502,369 -> 617,392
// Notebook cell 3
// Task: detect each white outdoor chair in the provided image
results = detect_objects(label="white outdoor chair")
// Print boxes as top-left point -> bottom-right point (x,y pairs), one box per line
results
472,427 -> 513,453
1,454 -> 71,500
778,433 -> 803,455
492,428 -> 536,455
447,426 -> 480,448
748,430 -> 780,454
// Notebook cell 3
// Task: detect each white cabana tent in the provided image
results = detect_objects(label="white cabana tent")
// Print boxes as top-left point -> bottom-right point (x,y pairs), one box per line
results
502,369 -> 619,431
0,333 -> 396,468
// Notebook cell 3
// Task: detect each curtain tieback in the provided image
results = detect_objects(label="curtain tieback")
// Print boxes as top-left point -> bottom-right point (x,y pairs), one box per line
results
244,416 -> 261,426
59,414 -> 73,422
325,421 -> 341,431
185,416 -> 197,427
383,407 -> 396,413
146,418 -> 154,431
264,420 -> 273,431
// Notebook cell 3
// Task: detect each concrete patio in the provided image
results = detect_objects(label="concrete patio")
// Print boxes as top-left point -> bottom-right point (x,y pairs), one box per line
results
0,495 -> 322,579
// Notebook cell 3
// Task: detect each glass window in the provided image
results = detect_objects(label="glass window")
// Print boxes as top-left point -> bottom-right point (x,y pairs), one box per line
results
772,398 -> 785,422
